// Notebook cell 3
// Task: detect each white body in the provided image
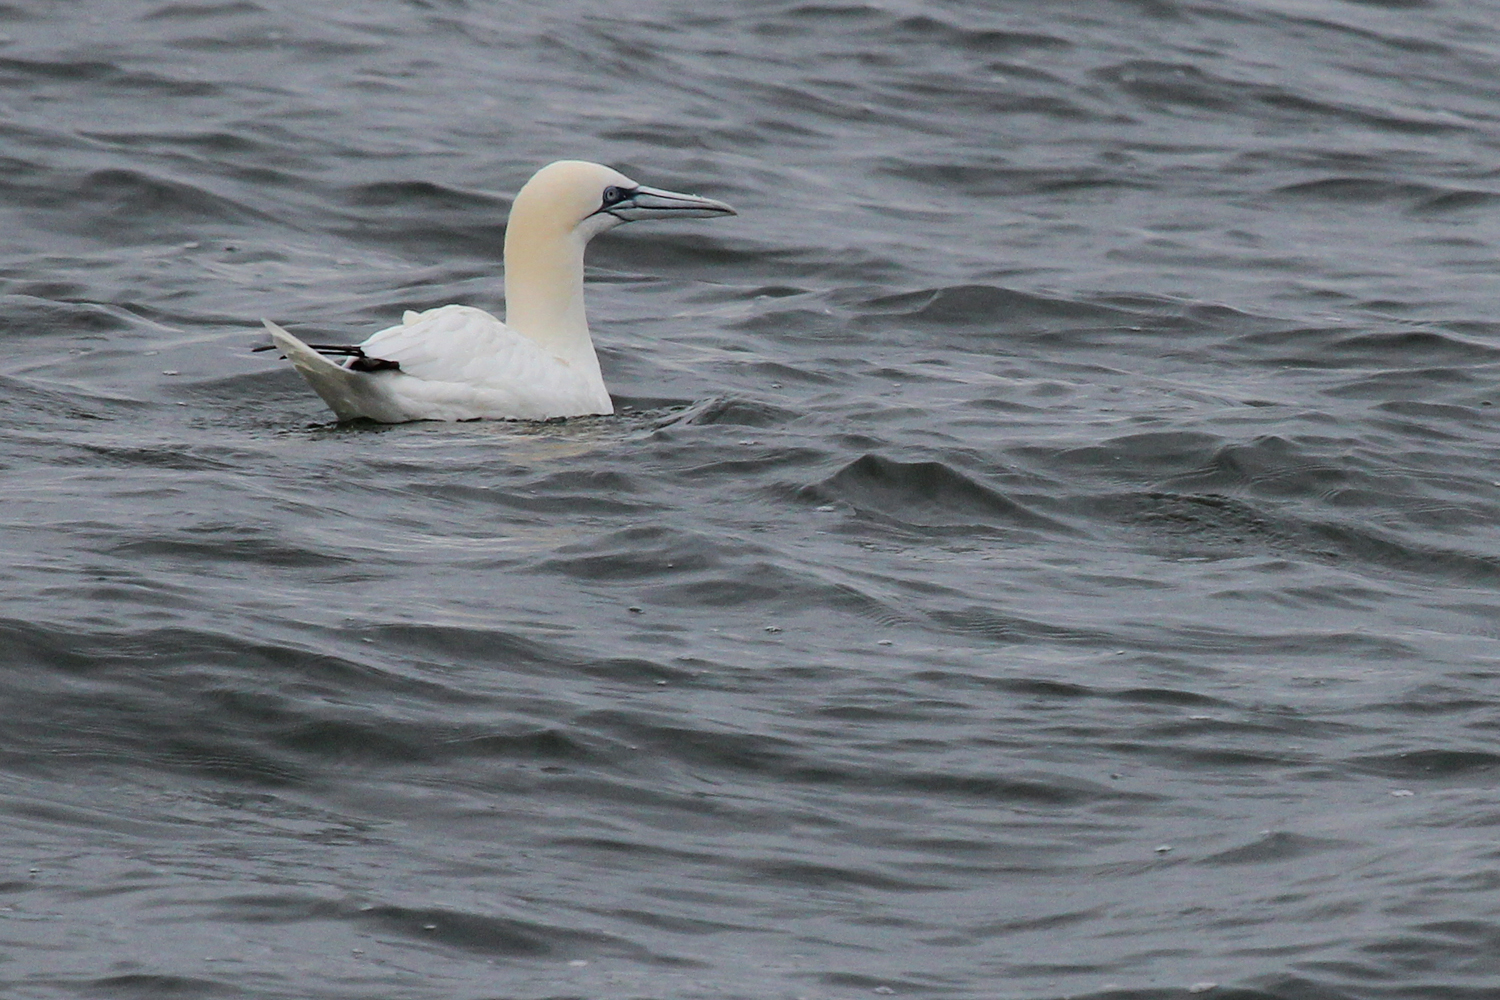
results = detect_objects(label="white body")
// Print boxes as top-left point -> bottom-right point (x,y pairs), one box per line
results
265,308 -> 610,422
265,160 -> 733,422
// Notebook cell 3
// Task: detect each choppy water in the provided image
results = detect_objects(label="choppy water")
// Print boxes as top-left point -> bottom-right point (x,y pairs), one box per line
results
3,1 -> 1500,998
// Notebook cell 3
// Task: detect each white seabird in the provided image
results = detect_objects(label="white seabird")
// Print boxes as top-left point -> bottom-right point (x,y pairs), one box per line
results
261,160 -> 735,422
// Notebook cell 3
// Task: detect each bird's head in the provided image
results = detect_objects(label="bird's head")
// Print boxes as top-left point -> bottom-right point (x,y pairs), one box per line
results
510,160 -> 736,244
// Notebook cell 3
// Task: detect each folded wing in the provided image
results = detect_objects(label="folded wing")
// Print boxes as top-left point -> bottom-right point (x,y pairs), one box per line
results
352,304 -> 612,419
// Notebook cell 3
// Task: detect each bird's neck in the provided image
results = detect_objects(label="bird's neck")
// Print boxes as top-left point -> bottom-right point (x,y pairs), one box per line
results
502,217 -> 600,375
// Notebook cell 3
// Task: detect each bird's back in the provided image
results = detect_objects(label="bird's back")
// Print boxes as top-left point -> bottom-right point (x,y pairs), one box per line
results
359,305 -> 612,420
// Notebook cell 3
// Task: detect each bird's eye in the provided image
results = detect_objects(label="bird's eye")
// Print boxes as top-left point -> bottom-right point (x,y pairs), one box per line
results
602,186 -> 626,205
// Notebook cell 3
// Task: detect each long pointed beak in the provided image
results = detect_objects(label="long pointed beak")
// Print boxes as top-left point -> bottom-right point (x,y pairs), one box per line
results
610,184 -> 736,221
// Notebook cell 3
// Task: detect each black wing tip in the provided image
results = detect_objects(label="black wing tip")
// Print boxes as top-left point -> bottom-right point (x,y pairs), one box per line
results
252,340 -> 400,371
348,355 -> 401,372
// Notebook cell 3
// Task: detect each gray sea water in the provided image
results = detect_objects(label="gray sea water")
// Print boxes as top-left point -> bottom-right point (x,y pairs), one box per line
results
3,1 -> 1500,998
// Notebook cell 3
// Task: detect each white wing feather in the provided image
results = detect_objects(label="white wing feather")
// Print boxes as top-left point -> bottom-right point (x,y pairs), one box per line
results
361,306 -> 537,384
339,305 -> 612,421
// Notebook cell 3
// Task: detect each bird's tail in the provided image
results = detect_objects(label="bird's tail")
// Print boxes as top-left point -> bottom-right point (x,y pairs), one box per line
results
262,319 -> 409,422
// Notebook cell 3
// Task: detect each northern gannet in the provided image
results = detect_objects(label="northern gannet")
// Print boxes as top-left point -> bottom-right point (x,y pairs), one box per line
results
261,160 -> 735,422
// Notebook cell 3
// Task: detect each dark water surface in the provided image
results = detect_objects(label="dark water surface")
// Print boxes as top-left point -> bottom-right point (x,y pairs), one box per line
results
3,1 -> 1500,998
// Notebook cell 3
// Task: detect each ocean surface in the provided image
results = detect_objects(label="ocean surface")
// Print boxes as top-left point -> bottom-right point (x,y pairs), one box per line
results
2,1 -> 1500,998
